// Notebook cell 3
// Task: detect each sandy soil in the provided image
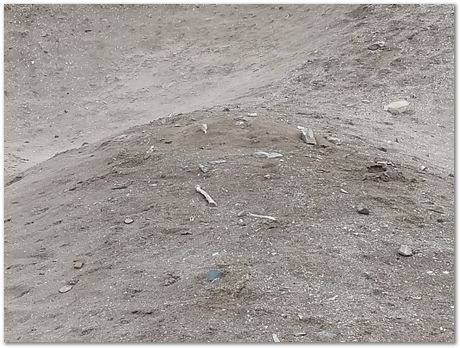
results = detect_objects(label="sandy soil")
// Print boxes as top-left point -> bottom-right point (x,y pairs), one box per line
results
4,4 -> 455,343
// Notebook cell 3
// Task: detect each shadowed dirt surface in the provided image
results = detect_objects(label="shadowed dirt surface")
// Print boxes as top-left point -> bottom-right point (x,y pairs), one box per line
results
4,4 -> 454,343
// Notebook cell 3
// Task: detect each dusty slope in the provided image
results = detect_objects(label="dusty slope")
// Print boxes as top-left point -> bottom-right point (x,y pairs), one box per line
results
5,4 -> 350,177
4,4 -> 455,343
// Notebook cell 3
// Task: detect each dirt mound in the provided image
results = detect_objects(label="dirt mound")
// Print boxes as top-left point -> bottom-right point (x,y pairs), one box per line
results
5,113 -> 454,342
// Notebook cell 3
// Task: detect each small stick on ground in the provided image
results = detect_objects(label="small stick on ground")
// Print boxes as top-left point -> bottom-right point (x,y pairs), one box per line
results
248,213 -> 277,221
195,185 -> 217,207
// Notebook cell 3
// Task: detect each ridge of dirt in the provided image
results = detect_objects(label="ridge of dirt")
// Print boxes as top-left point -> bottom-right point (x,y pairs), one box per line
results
4,4 -> 454,343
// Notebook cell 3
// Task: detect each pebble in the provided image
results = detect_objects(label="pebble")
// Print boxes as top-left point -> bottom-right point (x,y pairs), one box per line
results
253,151 -> 283,159
356,205 -> 370,215
326,136 -> 341,145
199,164 -> 209,173
58,284 -> 73,294
209,160 -> 226,165
124,218 -> 134,224
298,126 -> 317,145
384,100 -> 410,115
272,334 -> 280,343
294,332 -> 307,337
368,41 -> 385,50
207,270 -> 224,283
73,260 -> 84,269
223,107 -> 230,112
398,245 -> 413,257
247,112 -> 258,117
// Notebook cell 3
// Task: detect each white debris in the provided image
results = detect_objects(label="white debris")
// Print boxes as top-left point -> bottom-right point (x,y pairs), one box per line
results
297,126 -> 317,145
384,100 -> 410,115
248,213 -> 277,222
201,124 -> 208,134
195,185 -> 217,207
253,151 -> 283,159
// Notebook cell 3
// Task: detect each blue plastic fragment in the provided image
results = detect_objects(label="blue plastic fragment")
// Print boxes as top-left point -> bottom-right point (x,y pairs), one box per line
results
207,270 -> 224,282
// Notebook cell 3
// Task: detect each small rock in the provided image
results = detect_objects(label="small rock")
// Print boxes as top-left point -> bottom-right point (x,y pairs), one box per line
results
298,126 -> 317,145
180,230 -> 192,235
398,245 -> 413,257
207,270 -> 224,283
253,151 -> 283,159
247,112 -> 257,117
384,100 -> 410,115
437,218 -> 444,223
356,205 -> 370,215
68,279 -> 79,285
73,261 -> 84,269
448,173 -> 454,178
272,334 -> 281,343
340,188 -> 349,194
237,210 -> 245,217
326,136 -> 341,145
58,284 -> 74,294
368,41 -> 385,50
201,124 -> 208,134
124,218 -> 134,224
378,147 -> 387,152
163,273 -> 180,286
223,107 -> 230,112
199,164 -> 209,173
428,206 -> 445,214
294,332 -> 307,337
367,164 -> 387,173
209,160 -> 226,165
237,219 -> 246,226
419,165 -> 427,171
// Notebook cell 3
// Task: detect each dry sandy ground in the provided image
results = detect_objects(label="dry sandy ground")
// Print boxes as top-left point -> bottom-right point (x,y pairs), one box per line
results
4,4 -> 455,343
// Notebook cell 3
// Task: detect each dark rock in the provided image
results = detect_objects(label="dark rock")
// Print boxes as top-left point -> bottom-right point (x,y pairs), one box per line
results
357,205 -> 370,215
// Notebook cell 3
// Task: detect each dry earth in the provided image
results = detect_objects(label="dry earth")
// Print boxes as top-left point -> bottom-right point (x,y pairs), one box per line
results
4,4 -> 455,343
